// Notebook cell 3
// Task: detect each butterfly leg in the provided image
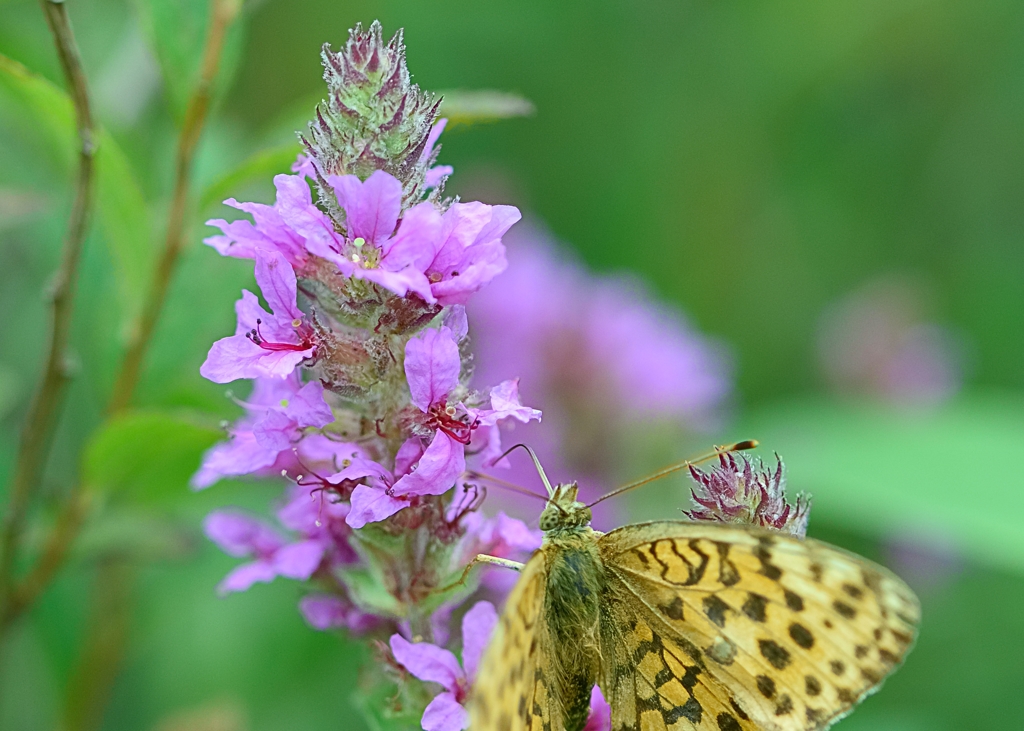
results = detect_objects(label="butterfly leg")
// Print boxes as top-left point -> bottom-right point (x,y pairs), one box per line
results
437,554 -> 524,594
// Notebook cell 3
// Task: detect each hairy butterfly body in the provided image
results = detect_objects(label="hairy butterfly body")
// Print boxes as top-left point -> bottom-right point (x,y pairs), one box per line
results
468,481 -> 919,731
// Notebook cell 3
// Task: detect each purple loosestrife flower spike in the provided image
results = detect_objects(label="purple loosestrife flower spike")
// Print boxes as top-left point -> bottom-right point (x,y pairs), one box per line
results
201,251 -> 318,383
685,452 -> 811,538
390,600 -> 498,731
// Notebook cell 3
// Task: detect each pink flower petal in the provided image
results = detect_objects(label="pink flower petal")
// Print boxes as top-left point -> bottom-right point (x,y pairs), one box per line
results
476,379 -> 542,426
191,430 -> 279,489
299,594 -> 380,633
271,539 -> 325,580
382,201 -> 443,266
330,170 -> 402,245
461,601 -> 498,679
355,265 -> 435,303
394,437 -> 425,478
420,691 -> 469,731
392,431 -> 465,498
217,559 -> 277,595
203,511 -> 284,557
405,327 -> 461,412
346,484 -> 410,529
583,686 -> 611,731
389,634 -> 464,690
254,250 -> 302,322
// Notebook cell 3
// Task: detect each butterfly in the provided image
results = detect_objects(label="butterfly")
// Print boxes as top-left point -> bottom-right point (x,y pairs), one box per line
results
466,447 -> 920,731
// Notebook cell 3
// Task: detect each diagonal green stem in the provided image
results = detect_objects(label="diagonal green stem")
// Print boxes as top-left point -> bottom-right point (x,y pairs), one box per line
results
0,0 -> 97,625
108,0 -> 241,415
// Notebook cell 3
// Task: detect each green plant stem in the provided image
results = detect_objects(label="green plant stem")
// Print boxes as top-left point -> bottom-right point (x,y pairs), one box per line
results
59,557 -> 135,731
3,0 -> 240,630
107,0 -> 240,415
0,0 -> 96,627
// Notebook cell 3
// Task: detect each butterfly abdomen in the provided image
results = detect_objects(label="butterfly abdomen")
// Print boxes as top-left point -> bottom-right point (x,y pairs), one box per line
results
544,532 -> 605,731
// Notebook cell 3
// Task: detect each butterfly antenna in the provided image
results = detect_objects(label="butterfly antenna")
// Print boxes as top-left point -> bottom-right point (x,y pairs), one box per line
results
462,470 -> 551,505
498,444 -> 556,497
586,440 -> 759,508
493,444 -> 571,516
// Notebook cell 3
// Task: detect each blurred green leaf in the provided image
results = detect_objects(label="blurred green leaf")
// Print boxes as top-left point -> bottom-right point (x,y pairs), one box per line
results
74,507 -> 194,562
743,392 -> 1024,572
199,141 -> 300,211
0,53 -> 153,330
437,89 -> 535,126
83,410 -> 222,504
135,0 -> 246,120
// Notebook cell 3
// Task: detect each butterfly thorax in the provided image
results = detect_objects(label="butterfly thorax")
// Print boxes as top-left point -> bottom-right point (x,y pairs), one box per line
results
537,483 -> 606,731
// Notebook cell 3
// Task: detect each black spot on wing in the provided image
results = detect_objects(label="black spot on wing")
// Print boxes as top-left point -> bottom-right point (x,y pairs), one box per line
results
717,712 -> 742,731
680,664 -> 702,691
741,593 -> 768,622
754,540 -> 783,581
759,639 -> 791,669
789,623 -> 814,649
660,596 -> 684,621
774,694 -> 794,716
842,583 -> 864,600
714,541 -> 741,586
783,589 -> 804,612
833,600 -> 857,619
830,660 -> 846,676
756,674 -> 776,699
677,697 -> 703,724
729,698 -> 750,721
703,595 -> 730,628
805,675 -> 822,696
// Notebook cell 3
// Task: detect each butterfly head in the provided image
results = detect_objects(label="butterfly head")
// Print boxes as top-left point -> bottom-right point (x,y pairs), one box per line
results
539,482 -> 592,533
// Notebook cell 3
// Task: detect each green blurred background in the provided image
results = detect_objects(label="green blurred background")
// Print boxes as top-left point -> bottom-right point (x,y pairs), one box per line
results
2,0 -> 1024,728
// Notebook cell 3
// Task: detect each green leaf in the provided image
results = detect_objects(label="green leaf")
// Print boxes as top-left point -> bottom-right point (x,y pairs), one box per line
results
199,142 -> 301,211
743,392 -> 1024,572
83,410 -> 222,504
437,89 -> 535,126
0,53 -> 153,330
74,506 -> 193,562
135,0 -> 245,120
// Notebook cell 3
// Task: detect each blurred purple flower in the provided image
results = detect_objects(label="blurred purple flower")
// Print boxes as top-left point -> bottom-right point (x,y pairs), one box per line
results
201,250 -> 318,383
191,374 -> 333,489
277,481 -> 361,566
817,275 -> 966,406
390,601 -> 498,731
456,510 -> 541,591
686,453 -> 810,538
299,594 -> 381,634
204,511 -> 325,595
468,222 -> 731,507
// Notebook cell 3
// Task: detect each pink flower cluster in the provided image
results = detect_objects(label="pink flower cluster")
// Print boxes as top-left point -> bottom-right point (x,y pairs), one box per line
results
192,21 -> 734,731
